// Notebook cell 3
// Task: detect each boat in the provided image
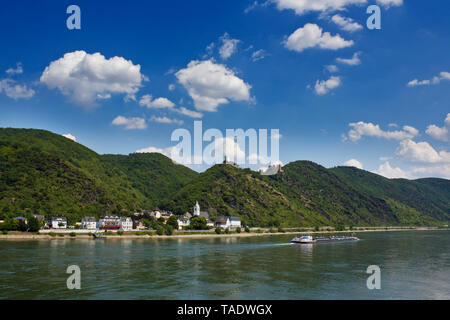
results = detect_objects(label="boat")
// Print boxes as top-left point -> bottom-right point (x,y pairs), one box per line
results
291,235 -> 317,243
291,234 -> 359,244
93,232 -> 104,239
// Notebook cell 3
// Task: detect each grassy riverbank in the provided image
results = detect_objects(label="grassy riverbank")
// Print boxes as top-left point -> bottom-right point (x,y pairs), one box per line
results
0,226 -> 447,240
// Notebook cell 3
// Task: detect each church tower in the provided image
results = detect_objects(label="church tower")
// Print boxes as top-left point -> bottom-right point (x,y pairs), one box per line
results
194,201 -> 200,216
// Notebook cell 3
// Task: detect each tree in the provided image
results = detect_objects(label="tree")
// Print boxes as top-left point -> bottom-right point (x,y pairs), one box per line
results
189,216 -> 208,230
166,215 -> 179,230
235,227 -> 241,233
155,224 -> 164,235
27,216 -> 41,232
215,227 -> 222,234
245,226 -> 250,233
164,225 -> 174,235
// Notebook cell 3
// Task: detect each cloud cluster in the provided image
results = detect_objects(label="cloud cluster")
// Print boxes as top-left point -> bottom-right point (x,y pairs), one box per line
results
336,52 -> 361,65
426,113 -> 450,142
331,14 -> 363,32
139,94 -> 175,108
344,158 -> 363,169
284,24 -> 353,53
0,79 -> 35,99
251,49 -> 269,62
219,33 -> 240,60
175,60 -> 252,111
40,51 -> 146,107
346,122 -> 419,142
274,0 -> 402,15
112,116 -> 147,130
407,71 -> 450,87
314,76 -> 341,95
6,63 -> 23,75
62,133 -> 77,142
150,115 -> 183,125
375,161 -> 409,179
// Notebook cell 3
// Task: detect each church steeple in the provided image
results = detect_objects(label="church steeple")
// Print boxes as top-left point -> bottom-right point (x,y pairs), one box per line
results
194,201 -> 200,216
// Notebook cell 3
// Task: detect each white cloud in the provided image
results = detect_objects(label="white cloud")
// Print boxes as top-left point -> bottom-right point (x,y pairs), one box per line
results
251,49 -> 269,62
396,139 -> 450,164
331,14 -> 363,32
314,76 -> 341,95
0,79 -> 35,99
168,84 -> 175,91
344,158 -> 363,169
175,60 -> 252,111
407,71 -> 450,87
410,165 -> 450,180
139,94 -> 175,108
426,113 -> 450,142
62,133 -> 76,142
219,33 -> 240,60
376,0 -> 403,8
40,51 -> 146,107
375,161 -> 410,179
112,116 -> 147,130
136,145 -> 179,158
336,52 -> 362,65
274,0 -> 401,15
150,116 -> 183,125
325,64 -> 339,73
174,107 -> 203,118
284,24 -> 353,53
347,122 -> 419,142
6,62 -> 23,75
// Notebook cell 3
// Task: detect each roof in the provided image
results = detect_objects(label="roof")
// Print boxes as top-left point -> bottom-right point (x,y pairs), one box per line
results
82,216 -> 96,222
215,216 -> 229,223
229,216 -> 240,222
199,211 -> 209,219
51,217 -> 67,221
14,216 -> 27,220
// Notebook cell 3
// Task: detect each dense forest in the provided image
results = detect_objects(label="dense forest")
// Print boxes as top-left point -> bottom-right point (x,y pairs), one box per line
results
0,128 -> 449,226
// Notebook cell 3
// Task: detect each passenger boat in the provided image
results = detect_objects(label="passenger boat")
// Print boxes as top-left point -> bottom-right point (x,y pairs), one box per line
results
290,235 -> 317,243
291,234 -> 359,244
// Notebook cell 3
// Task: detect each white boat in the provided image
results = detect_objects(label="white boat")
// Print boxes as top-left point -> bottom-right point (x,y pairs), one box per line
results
291,235 -> 317,244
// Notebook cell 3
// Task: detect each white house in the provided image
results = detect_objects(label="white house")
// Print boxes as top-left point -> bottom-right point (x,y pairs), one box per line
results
81,217 -> 97,230
214,216 -> 241,230
119,217 -> 133,231
177,217 -> 190,230
98,216 -> 120,230
51,217 -> 67,229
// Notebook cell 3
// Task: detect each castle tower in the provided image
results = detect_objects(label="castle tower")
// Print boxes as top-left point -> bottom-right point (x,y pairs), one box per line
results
194,201 -> 200,216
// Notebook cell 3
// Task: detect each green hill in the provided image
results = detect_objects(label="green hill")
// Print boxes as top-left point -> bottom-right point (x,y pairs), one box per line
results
0,128 -> 448,227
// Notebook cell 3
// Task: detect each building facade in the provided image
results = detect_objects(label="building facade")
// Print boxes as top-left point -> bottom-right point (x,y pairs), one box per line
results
81,216 -> 97,230
119,217 -> 133,231
51,217 -> 67,229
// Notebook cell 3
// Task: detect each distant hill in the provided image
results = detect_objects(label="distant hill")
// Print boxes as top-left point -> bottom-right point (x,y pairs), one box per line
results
0,128 -> 449,226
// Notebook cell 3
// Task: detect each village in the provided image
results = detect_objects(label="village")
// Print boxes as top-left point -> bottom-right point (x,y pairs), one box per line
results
0,201 -> 243,235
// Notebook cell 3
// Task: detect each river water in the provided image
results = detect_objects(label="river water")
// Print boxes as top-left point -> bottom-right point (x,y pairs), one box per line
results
0,230 -> 449,299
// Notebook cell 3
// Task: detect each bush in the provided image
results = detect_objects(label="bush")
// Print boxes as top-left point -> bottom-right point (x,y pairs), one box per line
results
245,226 -> 250,233
69,232 -> 76,237
27,216 -> 41,232
117,231 -> 124,236
314,226 -> 320,232
224,228 -> 230,234
106,231 -> 114,236
188,216 -> 208,230
166,215 -> 179,230
165,225 -> 174,235
49,232 -> 56,237
235,227 -> 241,233
277,227 -> 285,233
155,225 -> 164,236
57,233 -> 65,237
215,227 -> 222,234
2,230 -> 8,235
268,228 -> 276,233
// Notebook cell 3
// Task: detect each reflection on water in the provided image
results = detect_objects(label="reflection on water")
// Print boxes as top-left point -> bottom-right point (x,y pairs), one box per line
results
0,230 -> 449,299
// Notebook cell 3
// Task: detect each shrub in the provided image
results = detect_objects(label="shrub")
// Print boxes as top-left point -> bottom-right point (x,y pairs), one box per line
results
57,233 -> 65,237
117,231 -> 124,236
27,216 -> 41,232
245,226 -> 250,233
277,227 -> 285,233
215,227 -> 222,234
235,227 -> 241,233
224,228 -> 230,234
2,230 -> 8,235
269,228 -> 276,233
314,226 -> 320,232
165,225 -> 174,235
49,232 -> 56,237
155,225 -> 164,236
106,231 -> 114,236
69,232 -> 76,237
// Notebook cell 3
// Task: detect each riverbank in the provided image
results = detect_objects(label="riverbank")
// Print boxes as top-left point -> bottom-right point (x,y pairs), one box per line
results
0,226 -> 446,240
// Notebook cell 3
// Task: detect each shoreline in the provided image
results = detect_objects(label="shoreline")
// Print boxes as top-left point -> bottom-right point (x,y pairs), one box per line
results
0,227 -> 446,241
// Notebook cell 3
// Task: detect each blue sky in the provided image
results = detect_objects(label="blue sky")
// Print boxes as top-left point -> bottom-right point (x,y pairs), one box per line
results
0,0 -> 449,178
